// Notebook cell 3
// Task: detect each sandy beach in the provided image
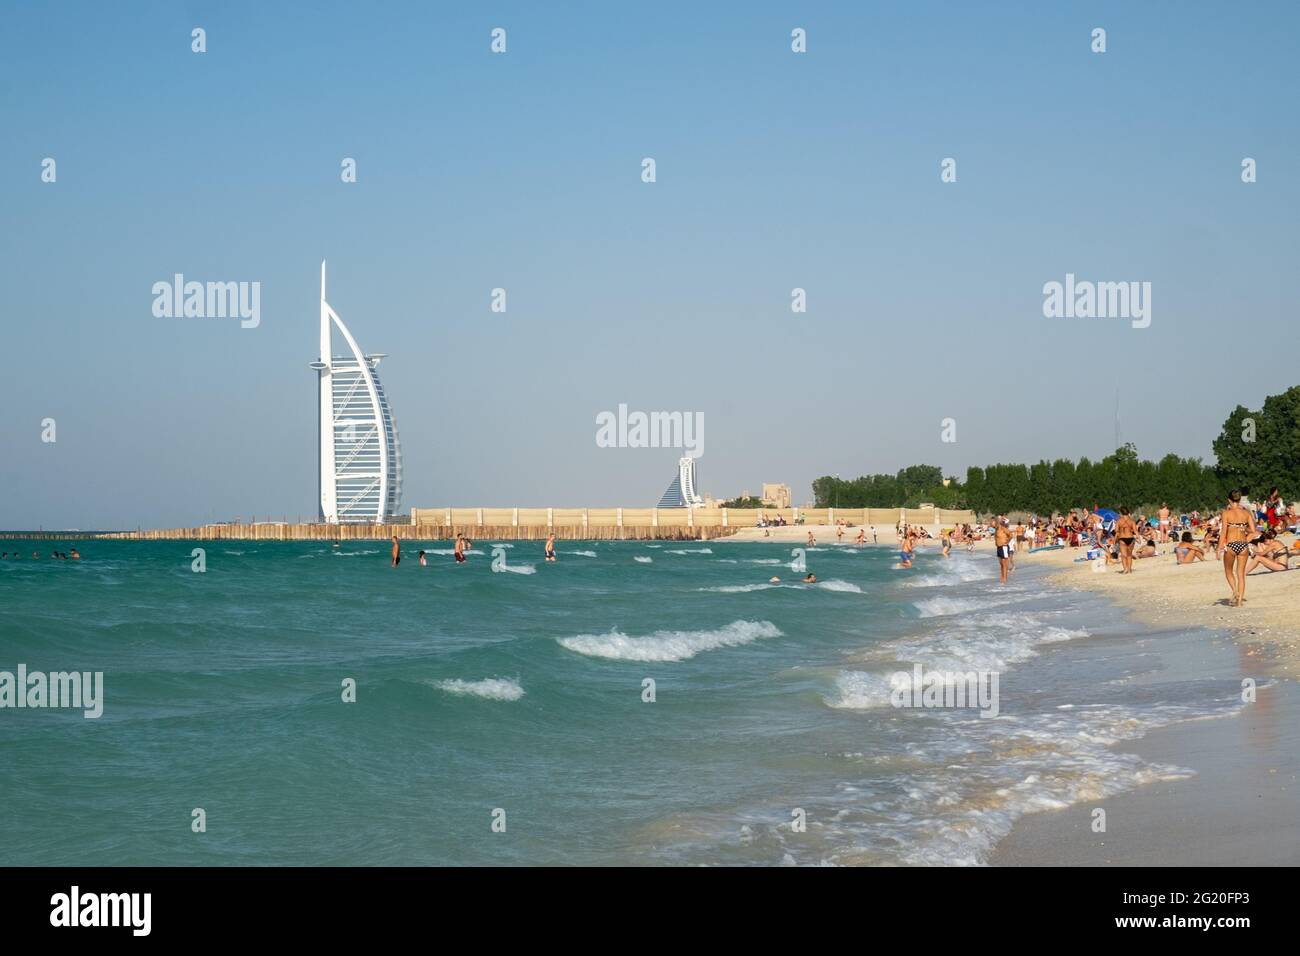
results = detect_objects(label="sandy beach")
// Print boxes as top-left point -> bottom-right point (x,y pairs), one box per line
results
733,522 -> 1300,677
995,539 -> 1300,865
730,520 -> 1300,866
1023,535 -> 1300,679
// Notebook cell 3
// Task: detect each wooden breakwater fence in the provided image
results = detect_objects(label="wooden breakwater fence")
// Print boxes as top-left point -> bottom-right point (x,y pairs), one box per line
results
85,507 -> 977,541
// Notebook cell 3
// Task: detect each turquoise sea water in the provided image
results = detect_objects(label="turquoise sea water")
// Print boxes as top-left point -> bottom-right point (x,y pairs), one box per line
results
0,538 -> 1249,865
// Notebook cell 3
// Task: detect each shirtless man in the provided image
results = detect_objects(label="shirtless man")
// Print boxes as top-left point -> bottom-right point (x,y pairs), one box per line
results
545,533 -> 557,562
390,535 -> 400,567
994,519 -> 1012,584
1115,507 -> 1138,574
453,534 -> 467,564
899,532 -> 914,569
807,531 -> 816,547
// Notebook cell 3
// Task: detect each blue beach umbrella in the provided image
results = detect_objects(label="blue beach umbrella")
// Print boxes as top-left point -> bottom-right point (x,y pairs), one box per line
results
1093,507 -> 1119,532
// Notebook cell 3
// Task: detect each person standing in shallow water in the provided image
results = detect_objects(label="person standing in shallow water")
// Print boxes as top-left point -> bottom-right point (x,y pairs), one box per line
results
544,534 -> 557,562
1218,489 -> 1257,608
391,536 -> 400,567
899,531 -> 914,569
994,518 -> 1011,584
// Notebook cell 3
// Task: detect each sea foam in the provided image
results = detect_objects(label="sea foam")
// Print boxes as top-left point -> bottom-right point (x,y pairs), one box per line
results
432,678 -> 525,701
558,620 -> 781,662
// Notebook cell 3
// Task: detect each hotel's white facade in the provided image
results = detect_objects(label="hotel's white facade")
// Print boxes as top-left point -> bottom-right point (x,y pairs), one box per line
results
658,456 -> 704,508
311,262 -> 402,523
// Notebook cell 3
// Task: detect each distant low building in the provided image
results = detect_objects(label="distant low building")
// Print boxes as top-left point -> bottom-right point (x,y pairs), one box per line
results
761,483 -> 791,509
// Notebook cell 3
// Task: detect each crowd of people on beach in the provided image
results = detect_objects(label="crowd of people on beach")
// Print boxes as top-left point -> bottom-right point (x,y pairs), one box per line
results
974,485 -> 1298,606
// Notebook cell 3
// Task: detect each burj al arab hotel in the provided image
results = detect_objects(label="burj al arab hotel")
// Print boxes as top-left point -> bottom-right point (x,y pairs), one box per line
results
310,262 -> 402,524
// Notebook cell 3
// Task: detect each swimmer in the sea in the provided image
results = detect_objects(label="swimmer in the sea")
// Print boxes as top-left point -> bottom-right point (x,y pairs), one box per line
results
545,534 -> 557,562
418,550 -> 427,567
899,532 -> 914,569
391,536 -> 400,567
802,573 -> 817,583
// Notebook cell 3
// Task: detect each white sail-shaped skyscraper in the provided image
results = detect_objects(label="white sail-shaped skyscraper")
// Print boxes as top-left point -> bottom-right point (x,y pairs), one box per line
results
311,262 -> 402,523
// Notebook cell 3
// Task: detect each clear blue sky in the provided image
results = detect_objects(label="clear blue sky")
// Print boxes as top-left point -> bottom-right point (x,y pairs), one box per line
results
2,1 -> 1296,528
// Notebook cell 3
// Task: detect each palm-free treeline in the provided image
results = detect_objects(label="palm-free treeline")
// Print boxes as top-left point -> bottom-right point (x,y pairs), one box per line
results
812,386 -> 1300,516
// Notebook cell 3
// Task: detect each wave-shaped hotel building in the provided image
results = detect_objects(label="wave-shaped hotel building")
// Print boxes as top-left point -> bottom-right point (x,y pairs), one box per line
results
658,456 -> 704,508
311,262 -> 402,524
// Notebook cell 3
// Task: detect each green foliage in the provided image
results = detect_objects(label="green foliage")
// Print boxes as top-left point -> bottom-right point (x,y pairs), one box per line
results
818,449 -> 1225,516
814,387 -> 1300,516
1212,385 -> 1300,502
721,496 -> 766,509
960,447 -> 1224,515
813,465 -> 950,509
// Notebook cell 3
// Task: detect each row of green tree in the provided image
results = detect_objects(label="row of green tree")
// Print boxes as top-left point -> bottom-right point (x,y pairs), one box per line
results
812,385 -> 1300,515
811,465 -> 949,510
963,446 -> 1226,515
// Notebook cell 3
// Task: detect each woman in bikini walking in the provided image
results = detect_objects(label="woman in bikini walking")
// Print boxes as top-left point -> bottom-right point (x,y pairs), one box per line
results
1218,489 -> 1258,607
